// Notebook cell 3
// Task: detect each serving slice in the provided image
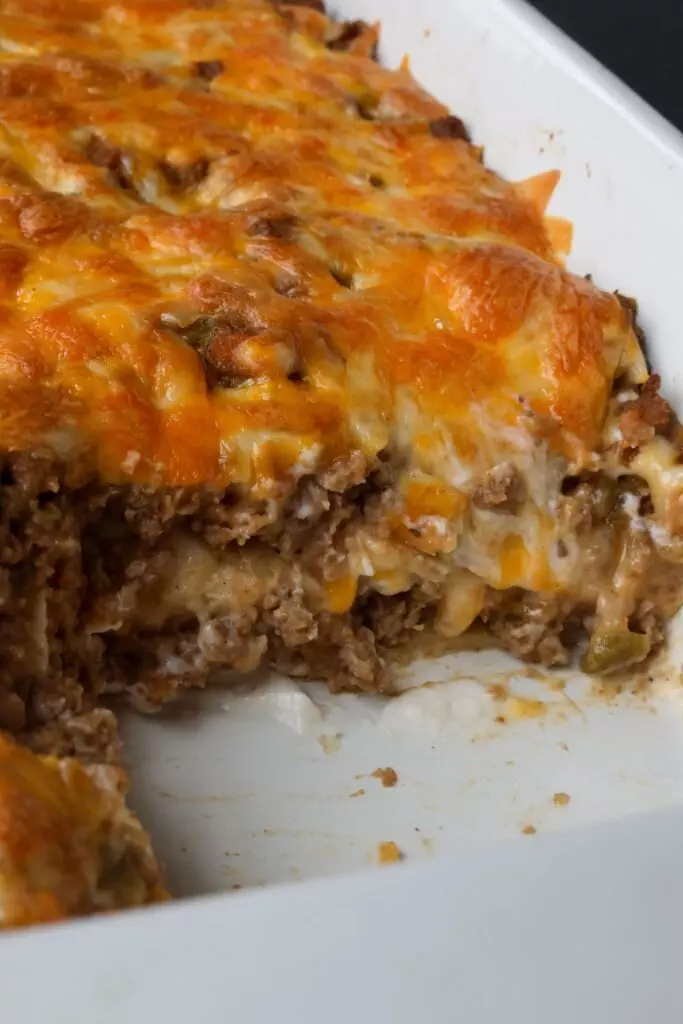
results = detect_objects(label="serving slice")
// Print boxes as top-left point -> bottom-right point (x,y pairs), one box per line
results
0,732 -> 166,928
0,0 -> 679,768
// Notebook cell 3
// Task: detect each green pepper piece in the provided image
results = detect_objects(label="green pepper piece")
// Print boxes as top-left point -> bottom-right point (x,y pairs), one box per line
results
581,630 -> 651,675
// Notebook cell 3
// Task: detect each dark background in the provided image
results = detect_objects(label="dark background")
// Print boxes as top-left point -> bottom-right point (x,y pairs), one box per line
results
530,0 -> 683,130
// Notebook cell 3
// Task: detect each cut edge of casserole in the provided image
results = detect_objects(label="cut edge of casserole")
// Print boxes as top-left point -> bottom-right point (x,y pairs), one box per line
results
0,0 -> 682,926
0,732 -> 166,929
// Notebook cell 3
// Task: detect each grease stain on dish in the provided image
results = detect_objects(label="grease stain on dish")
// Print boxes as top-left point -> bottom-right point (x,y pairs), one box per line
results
503,696 -> 547,720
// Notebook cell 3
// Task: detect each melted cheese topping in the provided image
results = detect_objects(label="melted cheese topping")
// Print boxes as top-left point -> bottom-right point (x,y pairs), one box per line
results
0,734 -> 166,927
0,0 -> 649,596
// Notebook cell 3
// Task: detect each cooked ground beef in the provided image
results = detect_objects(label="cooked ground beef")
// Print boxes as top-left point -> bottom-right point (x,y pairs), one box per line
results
26,708 -> 121,762
480,590 -> 578,667
560,473 -> 618,534
616,292 -> 651,372
428,115 -> 471,143
472,462 -> 526,512
359,587 -> 436,647
271,612 -> 389,692
0,449 -> 397,759
619,374 -> 672,447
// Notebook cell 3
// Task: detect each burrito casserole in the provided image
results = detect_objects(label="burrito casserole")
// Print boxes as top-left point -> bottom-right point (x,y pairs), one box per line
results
0,1 -> 679,780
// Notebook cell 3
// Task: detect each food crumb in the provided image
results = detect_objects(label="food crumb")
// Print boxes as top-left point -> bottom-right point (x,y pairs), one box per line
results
521,824 -> 537,835
349,788 -> 365,798
231,884 -> 242,891
553,792 -> 571,806
558,741 -> 569,751
377,841 -> 403,863
371,766 -> 398,788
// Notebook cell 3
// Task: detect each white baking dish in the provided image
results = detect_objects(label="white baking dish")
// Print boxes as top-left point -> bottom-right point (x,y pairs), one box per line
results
5,0 -> 683,1019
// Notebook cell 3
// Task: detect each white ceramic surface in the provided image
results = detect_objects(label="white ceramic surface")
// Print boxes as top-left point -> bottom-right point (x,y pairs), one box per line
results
4,1 -> 683,1020
4,807 -> 683,1023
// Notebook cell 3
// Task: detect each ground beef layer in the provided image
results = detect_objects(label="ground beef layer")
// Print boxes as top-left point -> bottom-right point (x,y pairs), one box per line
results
0,450 -> 393,758
3,424 -> 681,764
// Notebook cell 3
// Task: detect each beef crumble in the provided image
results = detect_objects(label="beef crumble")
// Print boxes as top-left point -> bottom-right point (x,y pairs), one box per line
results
619,374 -> 672,447
472,462 -> 526,513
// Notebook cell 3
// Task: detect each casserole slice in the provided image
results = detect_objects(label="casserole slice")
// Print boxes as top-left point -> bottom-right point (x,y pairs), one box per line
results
0,733 -> 166,928
0,0 -> 678,762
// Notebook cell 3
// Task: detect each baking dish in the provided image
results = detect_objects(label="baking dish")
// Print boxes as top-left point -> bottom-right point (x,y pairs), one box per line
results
4,0 -> 683,1019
